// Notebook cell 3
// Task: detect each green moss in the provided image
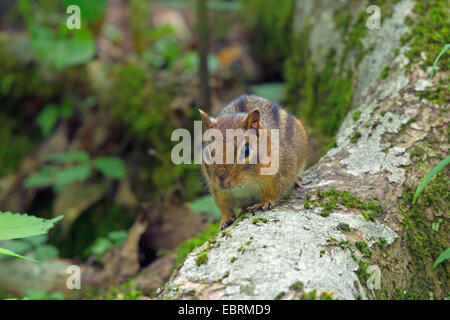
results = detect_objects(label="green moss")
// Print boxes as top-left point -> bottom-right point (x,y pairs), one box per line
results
230,256 -> 237,263
354,258 -> 371,286
300,289 -> 317,300
303,200 -> 312,209
306,188 -> 384,220
338,240 -> 351,250
350,131 -> 362,143
355,241 -> 372,257
397,171 -> 449,298
221,230 -> 232,238
401,0 -> 450,73
380,65 -> 390,79
252,217 -> 269,224
352,110 -> 362,121
319,249 -> 326,257
175,223 -> 220,268
195,252 -> 208,266
415,81 -> 449,105
378,238 -> 388,249
274,292 -> 285,300
289,281 -> 304,292
237,245 -> 245,252
337,223 -> 351,232
319,290 -> 334,300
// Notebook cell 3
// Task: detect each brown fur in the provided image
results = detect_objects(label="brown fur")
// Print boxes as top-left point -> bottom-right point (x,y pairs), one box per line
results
199,95 -> 308,230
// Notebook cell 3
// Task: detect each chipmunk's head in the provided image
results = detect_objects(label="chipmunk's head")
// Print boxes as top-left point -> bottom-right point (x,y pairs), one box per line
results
198,108 -> 268,190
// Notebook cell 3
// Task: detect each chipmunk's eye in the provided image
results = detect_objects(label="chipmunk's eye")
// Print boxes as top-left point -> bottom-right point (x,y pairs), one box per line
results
242,143 -> 250,158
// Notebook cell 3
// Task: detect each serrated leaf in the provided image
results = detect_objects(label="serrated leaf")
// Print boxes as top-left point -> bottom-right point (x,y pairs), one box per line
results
0,247 -> 38,262
0,212 -> 63,241
92,157 -> 126,179
433,247 -> 450,269
413,156 -> 450,204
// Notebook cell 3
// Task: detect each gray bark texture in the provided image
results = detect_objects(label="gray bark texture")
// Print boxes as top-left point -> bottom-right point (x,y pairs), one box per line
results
158,0 -> 449,300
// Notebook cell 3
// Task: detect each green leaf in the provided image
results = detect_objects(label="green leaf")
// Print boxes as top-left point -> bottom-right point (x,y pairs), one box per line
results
23,165 -> 59,188
433,247 -> 450,269
413,155 -> 450,204
61,0 -> 108,22
35,105 -> 59,136
53,164 -> 92,190
0,247 -> 38,262
47,151 -> 90,163
30,24 -> 95,69
92,157 -> 126,179
107,230 -> 128,246
34,244 -> 59,261
251,83 -> 285,102
431,44 -> 450,78
0,212 -> 63,241
0,239 -> 32,257
86,237 -> 112,259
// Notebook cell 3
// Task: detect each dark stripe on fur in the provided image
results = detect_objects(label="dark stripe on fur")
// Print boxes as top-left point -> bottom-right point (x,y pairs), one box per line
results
286,114 -> 294,142
235,95 -> 248,113
271,102 -> 280,127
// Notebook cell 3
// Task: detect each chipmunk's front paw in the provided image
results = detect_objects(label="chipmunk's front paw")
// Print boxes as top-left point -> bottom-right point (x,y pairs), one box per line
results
293,177 -> 303,189
246,202 -> 275,213
220,218 -> 236,230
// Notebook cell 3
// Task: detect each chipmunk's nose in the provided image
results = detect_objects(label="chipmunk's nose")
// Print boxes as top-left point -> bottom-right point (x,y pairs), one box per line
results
217,172 -> 227,183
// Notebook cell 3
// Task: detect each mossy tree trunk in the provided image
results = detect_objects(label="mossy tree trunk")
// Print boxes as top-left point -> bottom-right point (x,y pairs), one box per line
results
159,0 -> 449,300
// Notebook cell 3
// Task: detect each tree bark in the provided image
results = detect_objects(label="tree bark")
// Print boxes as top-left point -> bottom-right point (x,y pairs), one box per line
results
158,0 -> 449,300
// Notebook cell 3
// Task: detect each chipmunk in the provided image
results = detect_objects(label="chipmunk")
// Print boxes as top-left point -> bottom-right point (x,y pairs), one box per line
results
199,95 -> 308,230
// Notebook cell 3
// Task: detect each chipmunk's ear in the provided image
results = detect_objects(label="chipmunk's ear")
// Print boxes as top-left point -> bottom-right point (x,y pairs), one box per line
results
243,109 -> 260,130
199,109 -> 215,129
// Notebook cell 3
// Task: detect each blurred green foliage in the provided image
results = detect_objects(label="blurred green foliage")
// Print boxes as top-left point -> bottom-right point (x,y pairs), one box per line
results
251,83 -> 285,102
23,289 -> 65,300
35,99 -> 74,136
84,230 -> 128,261
60,0 -> 107,22
0,235 -> 59,262
24,151 -> 126,191
242,0 -> 295,79
189,195 -> 221,222
0,117 -> 36,178
19,0 -> 98,69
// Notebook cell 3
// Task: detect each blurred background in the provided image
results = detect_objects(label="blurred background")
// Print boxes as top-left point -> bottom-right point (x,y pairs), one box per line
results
0,0 -> 340,299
